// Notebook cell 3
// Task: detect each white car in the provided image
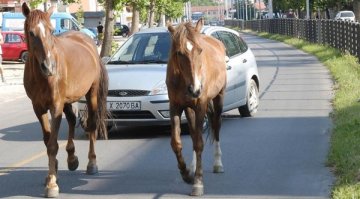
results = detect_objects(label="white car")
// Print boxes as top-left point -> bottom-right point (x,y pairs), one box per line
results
335,11 -> 356,22
78,26 -> 260,129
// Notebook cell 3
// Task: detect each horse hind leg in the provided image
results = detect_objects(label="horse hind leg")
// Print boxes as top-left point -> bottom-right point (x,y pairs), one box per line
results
63,103 -> 79,171
84,91 -> 99,175
210,96 -> 224,173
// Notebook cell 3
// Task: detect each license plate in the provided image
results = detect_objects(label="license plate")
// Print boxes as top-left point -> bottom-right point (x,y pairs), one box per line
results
107,101 -> 141,111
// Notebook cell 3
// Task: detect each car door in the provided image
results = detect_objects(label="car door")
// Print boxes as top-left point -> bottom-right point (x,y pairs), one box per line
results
2,33 -> 22,60
210,31 -> 237,108
212,31 -> 248,110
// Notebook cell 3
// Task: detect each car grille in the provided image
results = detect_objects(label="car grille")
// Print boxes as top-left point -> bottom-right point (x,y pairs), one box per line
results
110,111 -> 156,119
108,90 -> 151,97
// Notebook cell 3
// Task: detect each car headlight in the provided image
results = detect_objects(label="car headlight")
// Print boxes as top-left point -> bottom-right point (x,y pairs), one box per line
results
149,81 -> 168,95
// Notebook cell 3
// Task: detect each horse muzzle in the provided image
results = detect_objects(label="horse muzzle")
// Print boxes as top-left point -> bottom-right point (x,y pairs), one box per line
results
188,84 -> 202,98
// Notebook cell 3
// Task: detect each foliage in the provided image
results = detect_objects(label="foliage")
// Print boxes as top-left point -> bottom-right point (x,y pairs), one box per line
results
29,0 -> 44,9
190,0 -> 217,6
264,0 -> 354,12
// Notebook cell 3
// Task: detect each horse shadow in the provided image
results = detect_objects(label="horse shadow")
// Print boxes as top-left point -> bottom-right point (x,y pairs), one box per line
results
0,119 -> 86,142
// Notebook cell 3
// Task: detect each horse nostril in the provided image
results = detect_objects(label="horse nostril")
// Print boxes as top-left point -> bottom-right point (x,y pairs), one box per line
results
188,85 -> 194,94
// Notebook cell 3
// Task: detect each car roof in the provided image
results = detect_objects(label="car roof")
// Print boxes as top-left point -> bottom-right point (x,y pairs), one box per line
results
135,25 -> 238,36
2,31 -> 25,35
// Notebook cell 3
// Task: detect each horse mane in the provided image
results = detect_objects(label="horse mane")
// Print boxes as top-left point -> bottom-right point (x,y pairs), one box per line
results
170,22 -> 201,55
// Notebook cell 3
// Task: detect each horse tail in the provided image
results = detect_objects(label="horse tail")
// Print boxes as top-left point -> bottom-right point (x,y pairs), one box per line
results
96,60 -> 109,139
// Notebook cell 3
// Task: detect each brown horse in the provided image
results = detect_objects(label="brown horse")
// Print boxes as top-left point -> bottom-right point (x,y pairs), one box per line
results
22,3 -> 108,197
167,19 -> 227,196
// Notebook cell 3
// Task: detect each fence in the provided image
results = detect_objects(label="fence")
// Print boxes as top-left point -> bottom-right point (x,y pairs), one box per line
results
225,19 -> 360,60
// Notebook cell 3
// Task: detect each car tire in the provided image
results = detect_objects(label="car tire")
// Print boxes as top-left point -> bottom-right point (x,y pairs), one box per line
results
122,32 -> 127,37
238,79 -> 259,117
20,51 -> 28,63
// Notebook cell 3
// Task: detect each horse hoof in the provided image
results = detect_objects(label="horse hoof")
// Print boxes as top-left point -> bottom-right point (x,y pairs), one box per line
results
68,156 -> 79,171
213,165 -> 224,173
181,169 -> 194,184
86,164 -> 98,175
44,185 -> 59,198
190,183 -> 204,196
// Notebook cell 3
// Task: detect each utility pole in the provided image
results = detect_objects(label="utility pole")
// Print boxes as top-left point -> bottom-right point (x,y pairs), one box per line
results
306,0 -> 310,19
258,0 -> 261,19
268,0 -> 273,19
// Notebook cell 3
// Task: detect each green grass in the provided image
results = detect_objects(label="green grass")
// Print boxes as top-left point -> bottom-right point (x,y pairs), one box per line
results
246,31 -> 360,198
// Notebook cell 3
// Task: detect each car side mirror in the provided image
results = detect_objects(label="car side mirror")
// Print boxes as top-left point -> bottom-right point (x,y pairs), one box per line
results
101,56 -> 111,64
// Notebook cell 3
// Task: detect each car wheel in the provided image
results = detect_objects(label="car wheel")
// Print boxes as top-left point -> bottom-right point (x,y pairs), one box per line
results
122,32 -> 127,37
238,79 -> 259,117
21,51 -> 28,63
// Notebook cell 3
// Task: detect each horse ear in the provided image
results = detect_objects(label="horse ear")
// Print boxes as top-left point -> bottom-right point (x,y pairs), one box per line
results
47,6 -> 55,16
22,2 -> 30,17
195,18 -> 204,33
168,23 -> 175,35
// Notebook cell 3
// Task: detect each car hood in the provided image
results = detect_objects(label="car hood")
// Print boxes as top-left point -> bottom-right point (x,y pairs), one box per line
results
106,64 -> 167,91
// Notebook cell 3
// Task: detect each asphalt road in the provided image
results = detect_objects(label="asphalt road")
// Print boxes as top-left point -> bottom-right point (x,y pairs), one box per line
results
0,33 -> 334,198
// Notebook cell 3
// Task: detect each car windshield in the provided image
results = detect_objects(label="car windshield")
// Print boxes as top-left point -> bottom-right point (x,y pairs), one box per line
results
109,32 -> 171,64
341,12 -> 354,17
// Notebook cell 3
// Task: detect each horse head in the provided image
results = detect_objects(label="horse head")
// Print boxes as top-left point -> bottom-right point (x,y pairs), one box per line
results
168,19 -> 205,98
22,3 -> 56,77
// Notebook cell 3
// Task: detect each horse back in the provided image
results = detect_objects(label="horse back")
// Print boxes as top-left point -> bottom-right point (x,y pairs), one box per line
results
56,31 -> 101,100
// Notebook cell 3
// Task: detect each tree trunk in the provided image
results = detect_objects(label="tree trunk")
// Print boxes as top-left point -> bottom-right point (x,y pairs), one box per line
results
130,3 -> 140,36
100,0 -> 114,57
354,0 -> 360,22
148,0 -> 155,28
157,14 -> 166,27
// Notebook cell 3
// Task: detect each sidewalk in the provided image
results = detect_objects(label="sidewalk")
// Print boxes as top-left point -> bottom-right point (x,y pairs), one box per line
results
0,62 -> 24,86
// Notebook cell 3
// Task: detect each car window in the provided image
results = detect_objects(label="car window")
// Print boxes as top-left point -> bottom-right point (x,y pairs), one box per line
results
110,32 -> 171,64
216,31 -> 241,57
5,34 -> 22,43
236,36 -> 248,53
61,19 -> 79,31
341,12 -> 354,17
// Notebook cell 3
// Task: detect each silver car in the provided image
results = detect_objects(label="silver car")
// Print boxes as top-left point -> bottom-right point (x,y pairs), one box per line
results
78,26 -> 260,129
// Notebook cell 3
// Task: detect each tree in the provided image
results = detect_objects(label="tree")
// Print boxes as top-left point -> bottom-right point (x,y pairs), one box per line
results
354,0 -> 360,21
100,0 -> 116,57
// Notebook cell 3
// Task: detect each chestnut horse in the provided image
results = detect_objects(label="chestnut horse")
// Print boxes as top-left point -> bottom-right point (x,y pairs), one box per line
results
167,19 -> 227,196
22,3 -> 108,197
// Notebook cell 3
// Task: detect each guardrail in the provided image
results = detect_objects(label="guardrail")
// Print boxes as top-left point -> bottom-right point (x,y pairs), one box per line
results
225,19 -> 360,60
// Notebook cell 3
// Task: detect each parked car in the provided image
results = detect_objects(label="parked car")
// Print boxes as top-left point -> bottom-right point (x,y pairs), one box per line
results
78,26 -> 260,129
335,11 -> 356,22
1,31 -> 28,63
114,23 -> 130,37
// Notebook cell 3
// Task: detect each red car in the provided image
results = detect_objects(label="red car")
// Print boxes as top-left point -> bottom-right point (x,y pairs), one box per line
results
1,31 -> 28,63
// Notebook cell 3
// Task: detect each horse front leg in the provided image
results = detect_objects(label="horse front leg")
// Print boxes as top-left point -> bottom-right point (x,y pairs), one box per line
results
190,108 -> 206,196
63,103 -> 79,171
33,106 -> 59,185
184,108 -> 197,176
44,106 -> 63,198
170,106 -> 193,184
85,93 -> 98,175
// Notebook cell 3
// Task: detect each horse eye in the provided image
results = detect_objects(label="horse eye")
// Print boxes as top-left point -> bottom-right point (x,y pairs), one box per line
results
29,31 -> 35,37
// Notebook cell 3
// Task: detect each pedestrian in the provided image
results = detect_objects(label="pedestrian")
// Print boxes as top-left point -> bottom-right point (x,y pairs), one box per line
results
97,21 -> 104,46
0,30 -> 4,83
